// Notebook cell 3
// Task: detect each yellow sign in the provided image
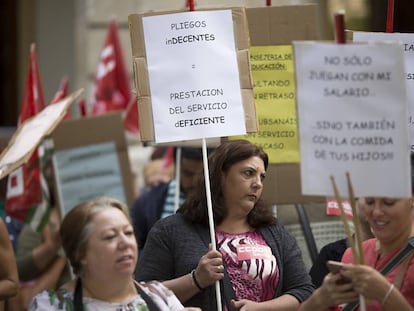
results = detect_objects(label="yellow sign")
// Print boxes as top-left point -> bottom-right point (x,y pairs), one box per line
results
231,46 -> 299,163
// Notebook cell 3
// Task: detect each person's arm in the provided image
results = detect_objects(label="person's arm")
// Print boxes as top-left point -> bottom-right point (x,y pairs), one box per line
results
21,256 -> 67,309
0,218 -> 19,300
163,247 -> 223,302
16,224 -> 61,281
381,283 -> 414,311
341,264 -> 414,311
136,218 -> 223,303
31,224 -> 61,271
232,293 -> 300,311
298,273 -> 358,311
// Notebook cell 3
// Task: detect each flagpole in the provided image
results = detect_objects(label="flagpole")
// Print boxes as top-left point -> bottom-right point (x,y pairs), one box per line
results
333,11 -> 365,311
202,138 -> 222,311
174,147 -> 181,212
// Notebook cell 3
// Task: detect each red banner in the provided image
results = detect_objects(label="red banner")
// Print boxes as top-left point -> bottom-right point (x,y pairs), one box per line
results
91,20 -> 132,115
5,44 -> 46,221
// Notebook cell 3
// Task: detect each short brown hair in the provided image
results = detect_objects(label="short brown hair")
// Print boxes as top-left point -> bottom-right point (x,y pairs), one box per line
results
60,197 -> 130,275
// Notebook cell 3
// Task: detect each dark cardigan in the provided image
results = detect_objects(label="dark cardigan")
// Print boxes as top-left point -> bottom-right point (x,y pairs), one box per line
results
136,213 -> 314,309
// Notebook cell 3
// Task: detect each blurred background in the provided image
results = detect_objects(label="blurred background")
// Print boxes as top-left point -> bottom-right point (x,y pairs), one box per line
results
1,0 -> 413,126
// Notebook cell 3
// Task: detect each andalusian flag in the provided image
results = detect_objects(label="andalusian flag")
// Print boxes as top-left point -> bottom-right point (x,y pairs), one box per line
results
23,138 -> 54,231
5,44 -> 52,232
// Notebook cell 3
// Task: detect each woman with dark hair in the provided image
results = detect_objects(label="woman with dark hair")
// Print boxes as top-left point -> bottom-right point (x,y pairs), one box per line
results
136,139 -> 314,310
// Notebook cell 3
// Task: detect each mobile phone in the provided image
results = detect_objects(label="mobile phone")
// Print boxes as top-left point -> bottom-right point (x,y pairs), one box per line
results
326,260 -> 345,274
326,260 -> 351,284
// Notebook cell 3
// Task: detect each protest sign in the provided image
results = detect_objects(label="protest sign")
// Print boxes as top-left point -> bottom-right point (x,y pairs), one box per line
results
237,5 -> 323,204
143,10 -> 245,142
352,32 -> 414,151
51,112 -> 134,216
129,7 -> 255,142
294,41 -> 411,198
233,45 -> 299,163
0,89 -> 83,180
53,141 -> 126,216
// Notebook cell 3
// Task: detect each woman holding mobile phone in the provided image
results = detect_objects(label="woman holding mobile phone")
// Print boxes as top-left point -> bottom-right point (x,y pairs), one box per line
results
298,153 -> 414,311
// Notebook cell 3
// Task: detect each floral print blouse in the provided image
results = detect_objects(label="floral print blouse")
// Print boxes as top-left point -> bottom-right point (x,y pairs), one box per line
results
29,281 -> 184,311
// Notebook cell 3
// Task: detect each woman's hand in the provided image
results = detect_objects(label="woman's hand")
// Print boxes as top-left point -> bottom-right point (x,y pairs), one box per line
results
231,298 -> 260,311
194,244 -> 224,288
319,272 -> 358,307
297,271 -> 358,311
341,264 -> 391,302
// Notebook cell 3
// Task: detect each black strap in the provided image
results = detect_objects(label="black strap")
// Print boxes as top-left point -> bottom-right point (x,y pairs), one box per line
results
73,278 -> 160,311
73,278 -> 83,311
134,282 -> 162,311
220,265 -> 239,311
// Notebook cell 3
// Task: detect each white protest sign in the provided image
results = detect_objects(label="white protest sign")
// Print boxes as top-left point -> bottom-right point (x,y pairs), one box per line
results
142,10 -> 246,143
0,89 -> 83,180
293,42 -> 410,197
353,32 -> 414,152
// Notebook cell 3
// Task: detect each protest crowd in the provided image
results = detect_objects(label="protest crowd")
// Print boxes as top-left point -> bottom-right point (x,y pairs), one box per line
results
1,1 -> 414,311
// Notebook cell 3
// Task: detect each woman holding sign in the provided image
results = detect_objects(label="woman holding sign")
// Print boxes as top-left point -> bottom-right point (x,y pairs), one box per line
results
136,139 -> 314,310
298,154 -> 414,311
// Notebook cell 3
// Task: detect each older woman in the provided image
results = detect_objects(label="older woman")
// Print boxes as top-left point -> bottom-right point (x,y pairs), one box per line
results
136,139 -> 314,310
29,197 -> 200,311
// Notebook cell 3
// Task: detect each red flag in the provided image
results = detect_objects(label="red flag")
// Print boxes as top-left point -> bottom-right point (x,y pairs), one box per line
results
50,76 -> 71,120
78,98 -> 87,117
5,44 -> 46,222
18,44 -> 46,124
5,150 -> 42,221
90,20 -> 132,116
124,95 -> 140,135
161,147 -> 175,169
50,76 -> 69,104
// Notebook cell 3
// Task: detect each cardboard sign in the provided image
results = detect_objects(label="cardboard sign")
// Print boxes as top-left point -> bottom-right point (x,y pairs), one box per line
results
142,10 -> 246,143
294,41 -> 411,197
51,112 -> 135,215
232,45 -> 300,163
352,32 -> 414,152
244,5 -> 323,204
0,89 -> 83,180
129,7 -> 256,142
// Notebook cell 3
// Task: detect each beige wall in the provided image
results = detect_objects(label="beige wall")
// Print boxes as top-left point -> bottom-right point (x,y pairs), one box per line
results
37,0 -> 311,114
26,0 -> 368,114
